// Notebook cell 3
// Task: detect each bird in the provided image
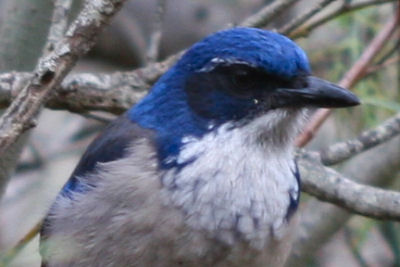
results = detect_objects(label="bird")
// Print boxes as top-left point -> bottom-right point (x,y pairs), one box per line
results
40,27 -> 359,267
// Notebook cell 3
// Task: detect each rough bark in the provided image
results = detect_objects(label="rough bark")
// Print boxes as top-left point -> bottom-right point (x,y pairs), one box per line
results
0,0 -> 54,200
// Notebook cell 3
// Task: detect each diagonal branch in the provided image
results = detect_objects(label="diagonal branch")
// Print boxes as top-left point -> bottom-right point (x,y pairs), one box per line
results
365,54 -> 400,76
299,153 -> 400,221
319,112 -> 400,165
44,0 -> 73,54
279,0 -> 337,35
0,0 -> 127,156
290,0 -> 397,39
240,0 -> 299,28
0,221 -> 42,266
295,9 -> 400,147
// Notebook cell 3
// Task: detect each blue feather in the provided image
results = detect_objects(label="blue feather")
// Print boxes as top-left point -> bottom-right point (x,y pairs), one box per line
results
285,160 -> 301,221
128,27 -> 310,168
64,27 -> 311,193
61,114 -> 154,197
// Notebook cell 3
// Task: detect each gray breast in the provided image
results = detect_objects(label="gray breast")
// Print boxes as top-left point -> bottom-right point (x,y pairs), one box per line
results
161,120 -> 298,249
42,126 -> 298,266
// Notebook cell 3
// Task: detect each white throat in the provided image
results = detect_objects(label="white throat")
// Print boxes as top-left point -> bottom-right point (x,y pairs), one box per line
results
161,109 -> 306,248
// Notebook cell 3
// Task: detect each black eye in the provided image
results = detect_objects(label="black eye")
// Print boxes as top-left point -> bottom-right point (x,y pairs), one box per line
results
232,69 -> 255,88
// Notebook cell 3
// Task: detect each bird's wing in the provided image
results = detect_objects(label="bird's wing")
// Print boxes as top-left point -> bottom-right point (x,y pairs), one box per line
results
40,113 -> 154,265
62,113 -> 154,197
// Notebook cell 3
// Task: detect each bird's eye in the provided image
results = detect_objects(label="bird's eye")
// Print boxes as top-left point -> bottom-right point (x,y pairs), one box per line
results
231,69 -> 256,89
233,70 -> 249,87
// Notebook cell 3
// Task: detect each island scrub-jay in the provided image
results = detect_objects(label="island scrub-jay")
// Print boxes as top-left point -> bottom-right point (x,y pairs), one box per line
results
40,27 -> 359,266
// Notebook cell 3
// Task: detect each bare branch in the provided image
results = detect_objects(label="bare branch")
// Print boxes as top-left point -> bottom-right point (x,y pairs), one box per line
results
146,0 -> 167,63
288,136 -> 400,266
0,55 -> 176,114
320,112 -> 400,165
375,32 -> 400,63
365,54 -> 400,76
299,153 -> 400,221
295,9 -> 400,147
290,0 -> 397,39
44,0 -> 73,53
279,0 -> 337,35
0,0 -> 127,156
0,71 -> 145,114
240,0 -> 299,28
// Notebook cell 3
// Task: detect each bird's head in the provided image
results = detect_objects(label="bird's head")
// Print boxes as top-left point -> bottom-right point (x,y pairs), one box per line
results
129,27 -> 359,166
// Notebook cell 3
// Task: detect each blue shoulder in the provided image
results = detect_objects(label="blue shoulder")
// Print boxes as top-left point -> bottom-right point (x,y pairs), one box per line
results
285,160 -> 301,221
61,113 -> 154,197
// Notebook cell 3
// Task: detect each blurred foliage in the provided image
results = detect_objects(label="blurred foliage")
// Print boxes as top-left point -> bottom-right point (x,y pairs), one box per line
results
380,221 -> 400,266
297,3 -> 399,266
306,4 -> 398,132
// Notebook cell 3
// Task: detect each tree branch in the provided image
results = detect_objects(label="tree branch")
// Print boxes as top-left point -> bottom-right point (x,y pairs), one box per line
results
0,0 -> 127,156
0,71 -> 147,114
288,135 -> 400,266
299,153 -> 400,221
0,54 -> 175,114
146,0 -> 167,63
0,0 -> 56,203
44,0 -> 73,54
279,0 -> 337,35
295,9 -> 400,147
0,220 -> 42,266
319,112 -> 400,165
290,0 -> 397,39
240,0 -> 299,28
365,54 -> 400,76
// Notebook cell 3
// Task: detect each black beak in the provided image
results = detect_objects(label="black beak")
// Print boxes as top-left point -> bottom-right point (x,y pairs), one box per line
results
273,76 -> 360,108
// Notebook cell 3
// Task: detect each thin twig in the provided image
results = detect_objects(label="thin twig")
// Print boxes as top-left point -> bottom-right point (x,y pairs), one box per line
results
279,0 -> 337,35
81,112 -> 114,123
290,0 -> 396,39
343,227 -> 371,267
240,0 -> 299,28
0,221 -> 42,266
295,9 -> 400,147
146,0 -> 167,63
365,55 -> 400,76
319,112 -> 400,165
0,0 -> 127,156
375,32 -> 400,64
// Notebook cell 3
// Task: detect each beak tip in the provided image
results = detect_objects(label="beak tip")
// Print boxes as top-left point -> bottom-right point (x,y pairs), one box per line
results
343,93 -> 361,107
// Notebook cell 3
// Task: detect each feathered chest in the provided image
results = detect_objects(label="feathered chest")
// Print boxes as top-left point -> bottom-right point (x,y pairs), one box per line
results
160,122 -> 299,249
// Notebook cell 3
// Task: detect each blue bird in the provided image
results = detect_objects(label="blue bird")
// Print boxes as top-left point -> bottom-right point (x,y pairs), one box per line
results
40,27 -> 359,266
